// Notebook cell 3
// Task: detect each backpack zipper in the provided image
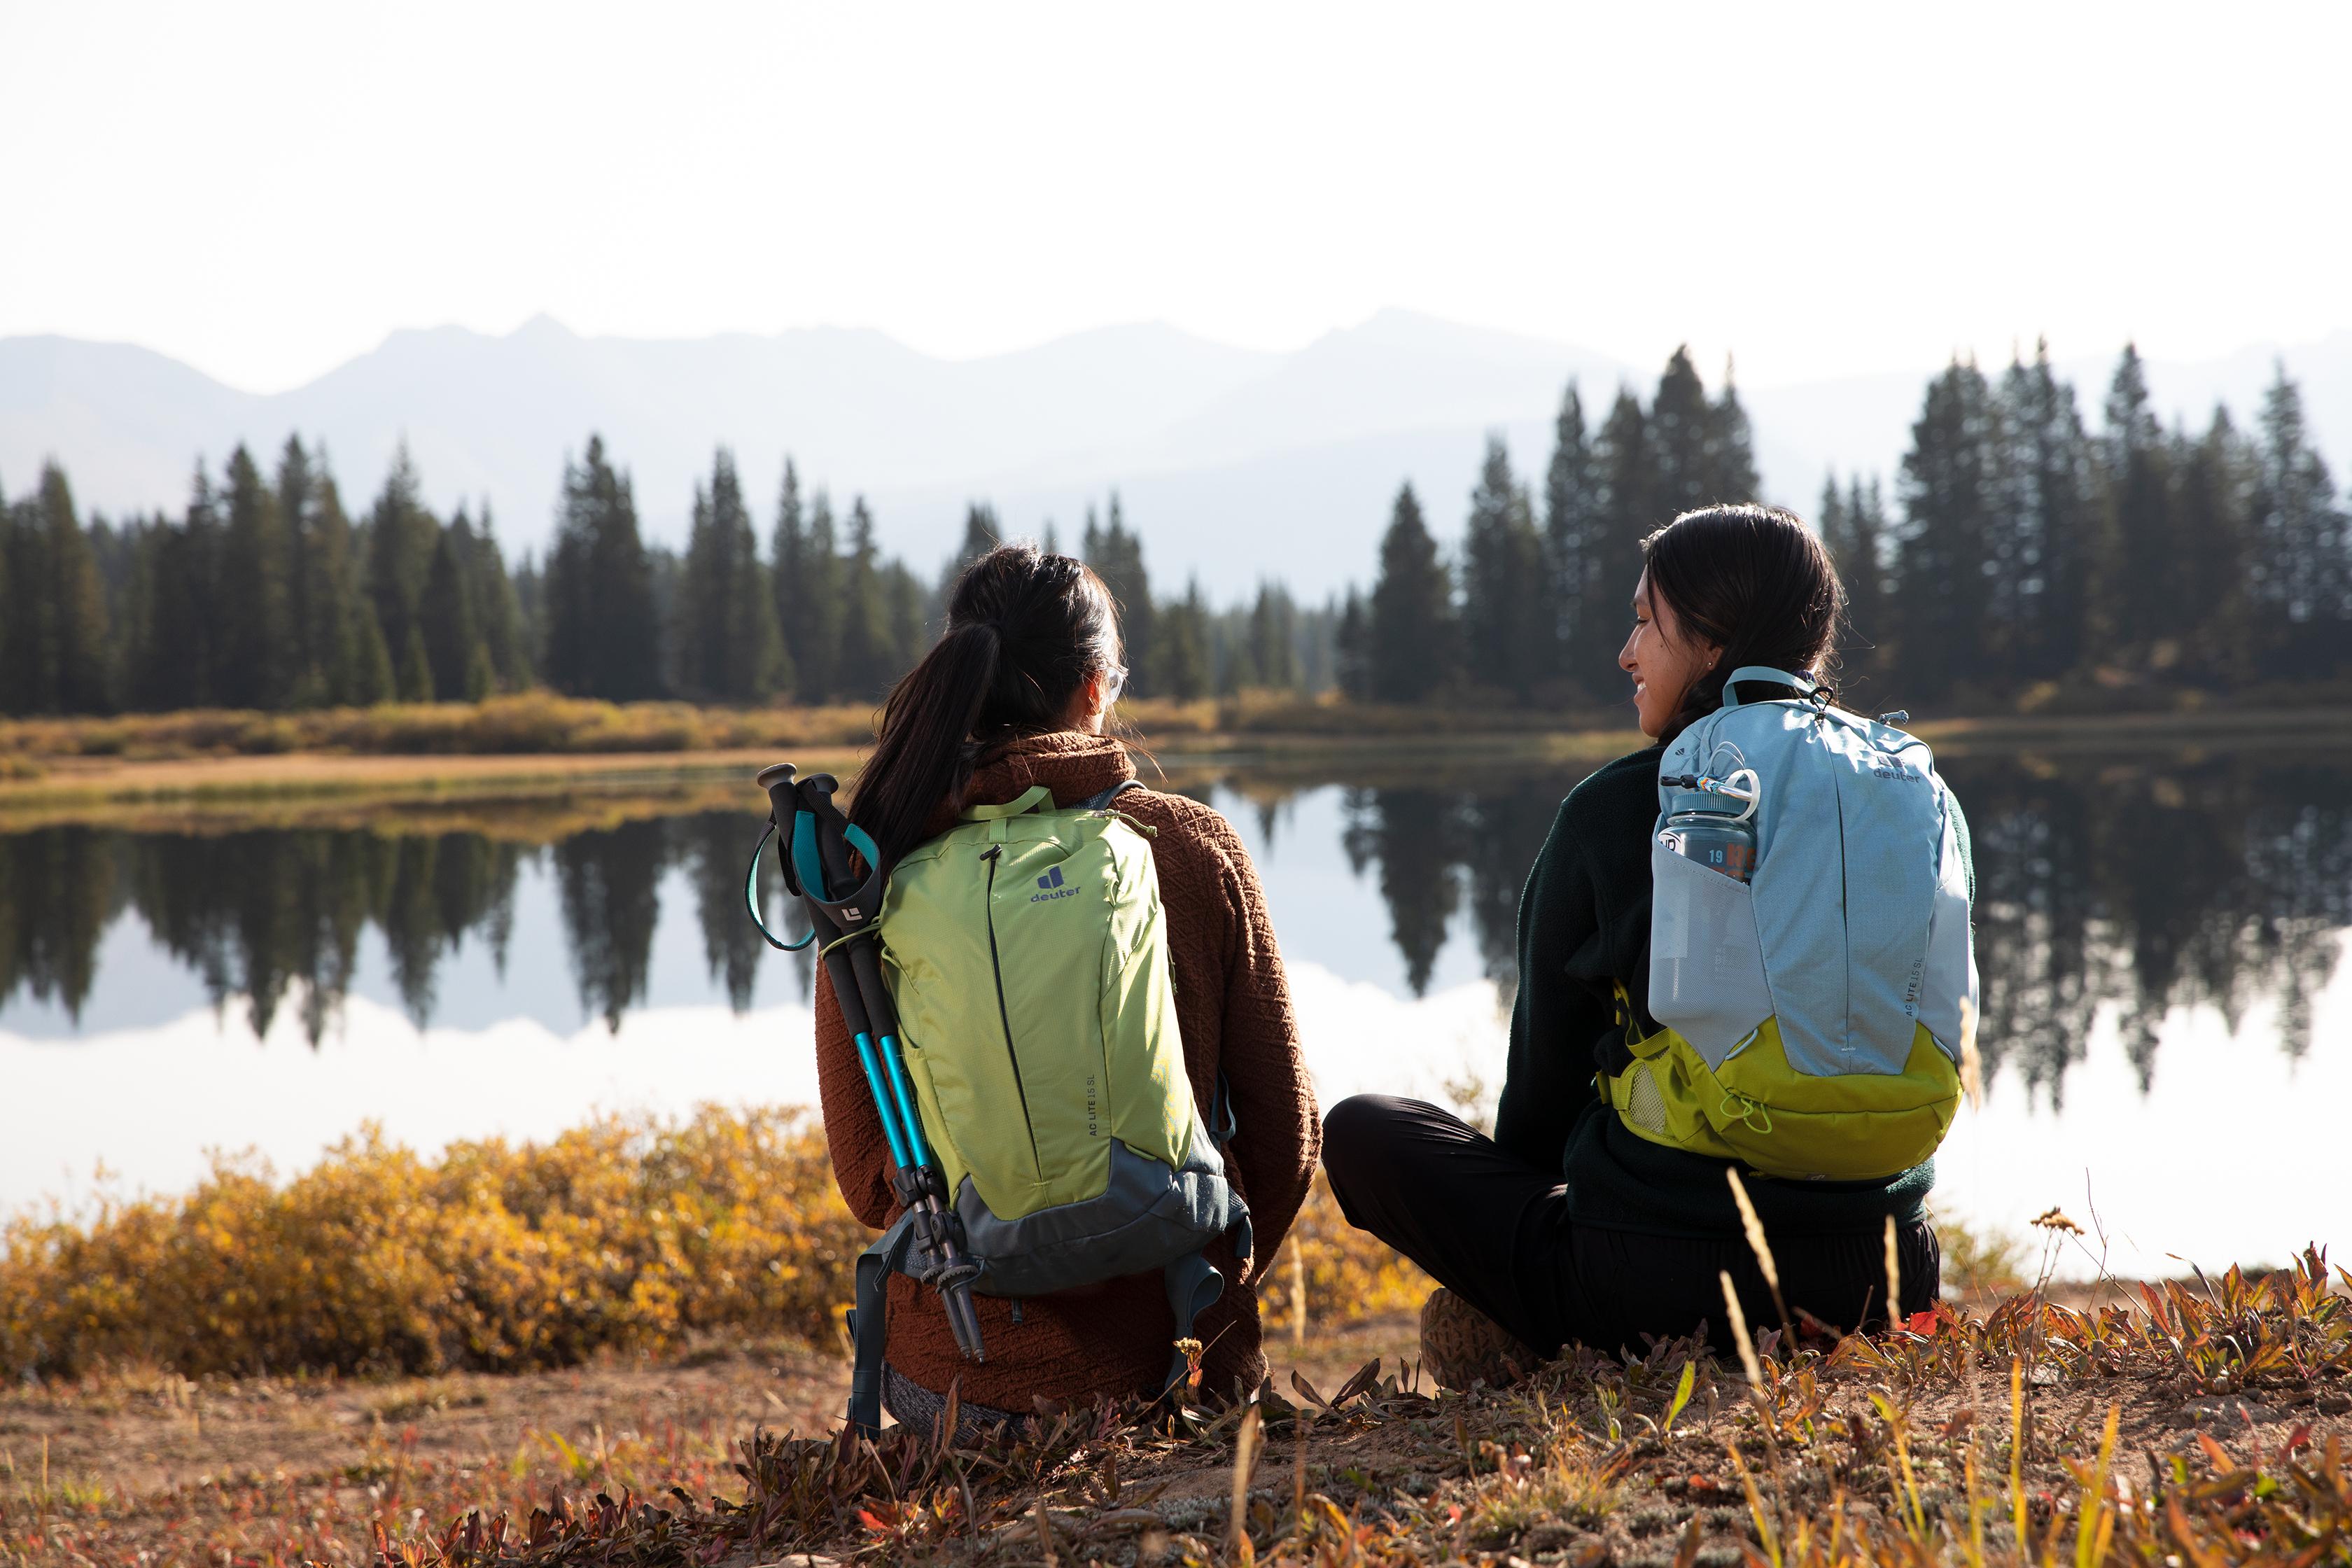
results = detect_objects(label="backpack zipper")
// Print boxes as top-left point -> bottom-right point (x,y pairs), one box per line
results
979,846 -> 1043,1173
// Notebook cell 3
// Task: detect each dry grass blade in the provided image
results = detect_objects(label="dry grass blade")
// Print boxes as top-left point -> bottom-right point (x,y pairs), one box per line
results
1227,1403 -> 1262,1557
1727,1168 -> 1791,1336
1884,1213 -> 1902,1330
1718,1270 -> 1765,1394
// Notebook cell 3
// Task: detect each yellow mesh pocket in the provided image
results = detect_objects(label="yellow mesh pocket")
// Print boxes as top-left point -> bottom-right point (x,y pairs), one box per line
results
1624,1062 -> 1669,1136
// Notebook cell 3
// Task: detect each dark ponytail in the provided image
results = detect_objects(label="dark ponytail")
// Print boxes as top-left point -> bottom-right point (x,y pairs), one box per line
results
1642,504 -> 1842,743
852,543 -> 1123,869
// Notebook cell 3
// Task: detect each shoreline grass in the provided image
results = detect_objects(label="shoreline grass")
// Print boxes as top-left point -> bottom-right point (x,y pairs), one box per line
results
7,692 -> 2351,830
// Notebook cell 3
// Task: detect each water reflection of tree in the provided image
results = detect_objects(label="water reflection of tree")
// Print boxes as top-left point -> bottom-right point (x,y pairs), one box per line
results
0,813 -> 804,1042
6,757 -> 2348,1068
1940,758 -> 2352,1103
1329,758 -> 2352,1102
677,811 -> 808,1009
0,825 -> 118,1021
1341,788 -> 1459,996
554,820 -> 666,1032
1338,781 -> 1562,1000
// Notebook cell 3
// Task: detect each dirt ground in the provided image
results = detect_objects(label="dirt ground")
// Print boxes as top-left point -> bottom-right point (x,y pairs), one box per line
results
0,1317 -> 1421,1566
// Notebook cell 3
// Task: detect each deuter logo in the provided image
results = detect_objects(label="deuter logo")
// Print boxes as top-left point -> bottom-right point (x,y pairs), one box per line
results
1036,867 -> 1063,890
1030,865 -> 1079,903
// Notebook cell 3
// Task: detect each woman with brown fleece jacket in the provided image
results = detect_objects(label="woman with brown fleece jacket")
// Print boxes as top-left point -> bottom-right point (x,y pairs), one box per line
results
814,545 -> 1317,1429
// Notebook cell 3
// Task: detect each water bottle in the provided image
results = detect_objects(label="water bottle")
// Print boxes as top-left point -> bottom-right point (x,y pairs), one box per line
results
1658,767 -> 1760,883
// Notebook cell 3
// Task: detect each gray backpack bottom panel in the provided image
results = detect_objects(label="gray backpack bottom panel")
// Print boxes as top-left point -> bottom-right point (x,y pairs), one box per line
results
957,1137 -> 1247,1298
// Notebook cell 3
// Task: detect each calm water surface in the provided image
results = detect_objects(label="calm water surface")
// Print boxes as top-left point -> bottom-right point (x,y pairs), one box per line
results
5,750 -> 2348,1276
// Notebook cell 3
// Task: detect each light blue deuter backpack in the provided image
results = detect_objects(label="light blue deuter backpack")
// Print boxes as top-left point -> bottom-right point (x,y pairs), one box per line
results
1600,666 -> 1978,1181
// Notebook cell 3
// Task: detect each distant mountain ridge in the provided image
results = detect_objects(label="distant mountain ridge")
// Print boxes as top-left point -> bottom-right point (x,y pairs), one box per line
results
5,312 -> 2348,600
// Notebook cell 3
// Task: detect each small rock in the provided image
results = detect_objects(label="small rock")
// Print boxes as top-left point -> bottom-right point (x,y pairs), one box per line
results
2180,1396 -> 2278,1426
2318,1392 -> 2351,1416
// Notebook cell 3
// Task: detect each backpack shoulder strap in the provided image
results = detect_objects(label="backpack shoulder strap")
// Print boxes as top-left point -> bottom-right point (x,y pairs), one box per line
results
846,1212 -> 918,1436
1082,779 -> 1144,812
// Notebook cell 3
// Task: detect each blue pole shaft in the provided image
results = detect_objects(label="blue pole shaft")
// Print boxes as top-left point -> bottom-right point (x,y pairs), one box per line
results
853,1031 -> 913,1169
878,1035 -> 932,1168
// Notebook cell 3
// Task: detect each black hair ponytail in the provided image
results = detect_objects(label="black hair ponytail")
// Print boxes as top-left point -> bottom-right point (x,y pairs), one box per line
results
852,544 -> 1122,869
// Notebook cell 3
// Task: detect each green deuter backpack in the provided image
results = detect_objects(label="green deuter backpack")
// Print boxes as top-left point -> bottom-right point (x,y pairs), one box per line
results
853,780 -> 1248,1418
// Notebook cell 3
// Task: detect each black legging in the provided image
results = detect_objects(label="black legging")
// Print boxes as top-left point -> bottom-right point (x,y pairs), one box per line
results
1322,1095 -> 1940,1357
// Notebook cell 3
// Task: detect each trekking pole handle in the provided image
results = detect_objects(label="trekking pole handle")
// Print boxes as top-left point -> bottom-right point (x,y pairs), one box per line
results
756,762 -> 799,827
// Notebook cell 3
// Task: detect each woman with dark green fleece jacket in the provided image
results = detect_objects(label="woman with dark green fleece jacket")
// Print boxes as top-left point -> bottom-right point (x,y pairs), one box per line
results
1322,504 -> 1956,1383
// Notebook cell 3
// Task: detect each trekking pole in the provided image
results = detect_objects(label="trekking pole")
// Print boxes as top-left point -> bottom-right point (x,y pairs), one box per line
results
757,766 -> 986,1362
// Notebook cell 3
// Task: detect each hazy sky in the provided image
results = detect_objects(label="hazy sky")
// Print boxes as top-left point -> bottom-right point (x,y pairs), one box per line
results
6,3 -> 2348,395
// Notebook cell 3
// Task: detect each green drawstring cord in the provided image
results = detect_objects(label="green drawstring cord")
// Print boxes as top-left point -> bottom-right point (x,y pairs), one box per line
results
1718,1090 -> 1773,1135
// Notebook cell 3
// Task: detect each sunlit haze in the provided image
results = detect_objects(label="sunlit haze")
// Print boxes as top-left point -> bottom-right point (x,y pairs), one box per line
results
6,2 -> 2349,393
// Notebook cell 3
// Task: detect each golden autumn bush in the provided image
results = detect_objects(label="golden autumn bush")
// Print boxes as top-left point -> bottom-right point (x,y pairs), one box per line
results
0,1110 -> 1425,1384
1256,1170 -> 1434,1329
0,1107 -> 869,1380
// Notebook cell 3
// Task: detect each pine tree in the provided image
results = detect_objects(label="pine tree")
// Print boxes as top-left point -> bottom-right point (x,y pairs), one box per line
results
464,640 -> 498,701
1245,582 -> 1298,692
937,503 -> 1000,620
511,551 -> 545,685
0,483 -> 27,715
794,490 -> 846,702
647,543 -> 685,697
1704,358 -> 1760,502
363,444 -> 439,676
1081,496 -> 1156,694
1892,360 -> 2000,702
1650,347 -> 1718,521
542,435 -> 662,700
771,462 -> 811,697
2099,345 -> 2179,666
398,624 -> 435,703
1156,580 -> 1213,699
1460,437 -> 1548,701
1368,483 -> 1457,703
419,512 -> 479,701
129,464 -> 224,710
1541,384 -> 1599,688
1819,475 -> 1890,690
467,503 -> 531,692
883,561 -> 926,685
1572,390 -> 1656,701
1994,345 -> 2094,685
680,449 -> 788,703
214,445 -> 293,710
1214,598 -> 1255,696
2248,365 -> 2352,678
47,465 -> 111,713
348,602 -> 396,705
279,438 -> 367,707
834,497 -> 891,701
2169,407 -> 2258,684
1334,587 -> 1372,701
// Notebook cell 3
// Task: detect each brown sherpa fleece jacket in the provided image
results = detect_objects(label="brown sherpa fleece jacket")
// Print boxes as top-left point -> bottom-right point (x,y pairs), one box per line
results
813,730 -> 1319,1413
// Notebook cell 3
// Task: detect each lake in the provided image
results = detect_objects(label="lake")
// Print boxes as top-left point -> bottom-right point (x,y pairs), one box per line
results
4,746 -> 2348,1279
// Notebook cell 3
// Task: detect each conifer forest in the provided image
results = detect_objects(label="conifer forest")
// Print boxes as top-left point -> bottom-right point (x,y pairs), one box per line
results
2,343 -> 2345,721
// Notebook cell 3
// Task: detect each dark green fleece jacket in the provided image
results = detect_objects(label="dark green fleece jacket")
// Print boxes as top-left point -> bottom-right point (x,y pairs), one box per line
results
1494,743 -> 1962,1238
